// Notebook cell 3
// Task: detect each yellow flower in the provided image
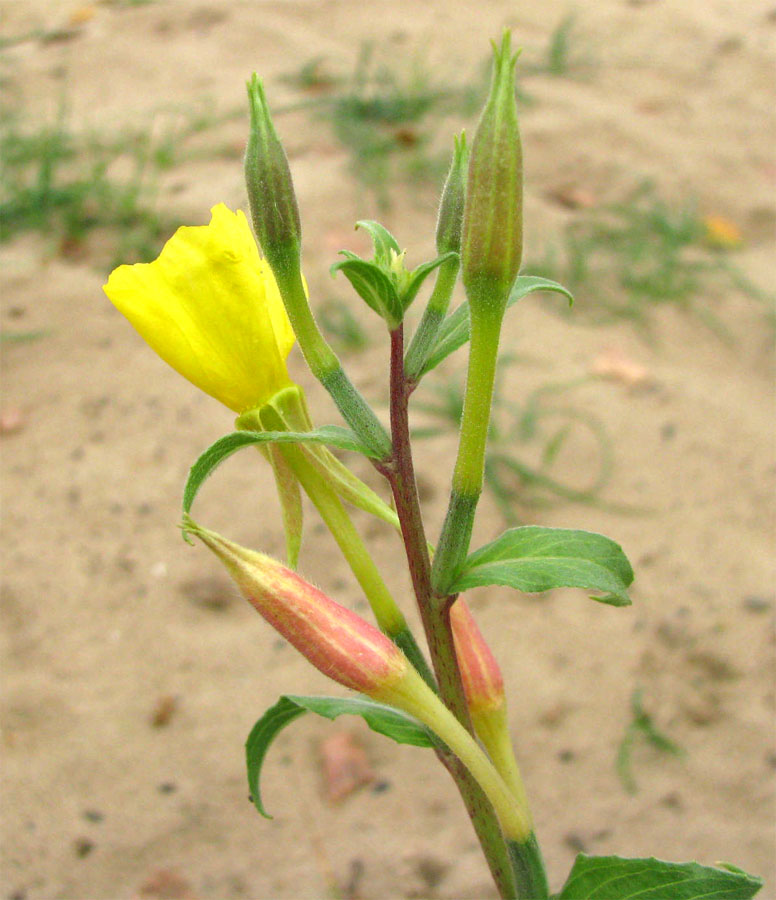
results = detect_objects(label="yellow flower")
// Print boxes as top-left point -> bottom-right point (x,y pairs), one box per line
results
104,203 -> 295,413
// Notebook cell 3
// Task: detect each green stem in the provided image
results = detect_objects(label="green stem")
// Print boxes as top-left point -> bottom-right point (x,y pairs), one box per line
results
472,704 -> 530,818
279,441 -> 405,638
404,256 -> 460,384
273,267 -> 392,460
507,836 -> 550,900
429,490 -> 478,597
420,301 -> 551,895
431,308 -> 502,595
376,666 -> 531,843
384,325 -> 519,899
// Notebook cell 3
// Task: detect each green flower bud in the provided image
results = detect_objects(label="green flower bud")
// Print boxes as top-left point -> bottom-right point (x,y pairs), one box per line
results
245,74 -> 302,277
461,31 -> 523,318
435,132 -> 468,256
244,76 -> 391,461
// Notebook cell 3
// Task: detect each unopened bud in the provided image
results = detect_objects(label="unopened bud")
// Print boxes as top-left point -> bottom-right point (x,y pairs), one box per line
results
245,74 -> 302,279
184,517 -> 407,695
185,520 -> 532,841
435,132 -> 468,256
450,599 -> 505,717
461,31 -> 523,318
450,598 -> 530,818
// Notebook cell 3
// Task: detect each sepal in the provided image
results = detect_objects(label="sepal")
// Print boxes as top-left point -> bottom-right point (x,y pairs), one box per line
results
266,386 -> 402,533
264,442 -> 303,568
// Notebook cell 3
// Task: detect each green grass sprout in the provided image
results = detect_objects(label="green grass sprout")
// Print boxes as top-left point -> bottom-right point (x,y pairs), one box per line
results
527,182 -> 772,340
414,361 -> 620,520
318,298 -> 371,353
617,688 -> 685,794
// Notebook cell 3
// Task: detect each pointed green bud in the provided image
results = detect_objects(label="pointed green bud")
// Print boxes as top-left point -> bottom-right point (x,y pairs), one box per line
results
245,74 -> 302,278
244,79 -> 391,461
403,134 -> 467,381
436,132 -> 468,256
461,31 -> 523,319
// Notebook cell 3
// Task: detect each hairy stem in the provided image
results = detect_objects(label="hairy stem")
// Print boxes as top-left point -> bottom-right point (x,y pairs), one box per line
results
381,324 -> 518,899
431,307 -> 501,596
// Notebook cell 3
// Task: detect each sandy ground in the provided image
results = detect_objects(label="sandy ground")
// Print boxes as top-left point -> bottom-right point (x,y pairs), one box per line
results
1,1 -> 775,898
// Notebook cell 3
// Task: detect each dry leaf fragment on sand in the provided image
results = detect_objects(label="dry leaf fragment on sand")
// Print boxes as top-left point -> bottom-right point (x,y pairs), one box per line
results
320,731 -> 375,803
0,408 -> 26,435
545,184 -> 597,210
590,348 -> 651,387
150,694 -> 178,728
69,6 -> 97,26
136,868 -> 197,900
702,214 -> 743,249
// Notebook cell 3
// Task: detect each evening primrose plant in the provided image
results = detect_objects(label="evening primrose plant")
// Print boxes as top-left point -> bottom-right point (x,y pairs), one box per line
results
104,32 -> 762,900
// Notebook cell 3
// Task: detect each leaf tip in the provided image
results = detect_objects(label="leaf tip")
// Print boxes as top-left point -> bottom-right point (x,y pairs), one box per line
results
591,592 -> 632,607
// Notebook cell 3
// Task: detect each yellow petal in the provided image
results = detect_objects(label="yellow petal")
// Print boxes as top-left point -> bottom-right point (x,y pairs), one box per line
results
104,204 -> 295,413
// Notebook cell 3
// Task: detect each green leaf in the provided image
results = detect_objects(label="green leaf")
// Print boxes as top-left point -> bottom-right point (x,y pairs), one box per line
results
419,275 -> 573,376
330,256 -> 403,327
449,526 -> 634,606
246,694 -> 433,817
401,251 -> 459,311
183,427 -> 378,516
557,854 -> 762,899
355,219 -> 401,267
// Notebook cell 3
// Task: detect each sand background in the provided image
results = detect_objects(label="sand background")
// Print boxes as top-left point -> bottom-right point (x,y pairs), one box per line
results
1,1 -> 775,898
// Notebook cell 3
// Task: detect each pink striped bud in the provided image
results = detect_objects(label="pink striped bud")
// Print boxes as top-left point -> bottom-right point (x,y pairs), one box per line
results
450,599 -> 505,716
184,518 -> 408,695
451,599 -> 529,815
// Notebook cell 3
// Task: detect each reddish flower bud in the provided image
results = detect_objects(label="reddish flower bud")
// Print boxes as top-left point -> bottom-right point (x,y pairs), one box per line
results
184,518 -> 407,695
185,518 -> 532,841
451,598 -> 530,818
450,598 -> 505,716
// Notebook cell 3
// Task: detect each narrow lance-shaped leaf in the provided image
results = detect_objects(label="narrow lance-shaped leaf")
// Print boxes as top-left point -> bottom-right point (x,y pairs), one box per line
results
183,427 -> 378,516
557,853 -> 762,900
246,694 -> 433,818
419,275 -> 573,376
449,526 -> 634,607
355,219 -> 401,267
401,251 -> 459,311
330,256 -> 403,327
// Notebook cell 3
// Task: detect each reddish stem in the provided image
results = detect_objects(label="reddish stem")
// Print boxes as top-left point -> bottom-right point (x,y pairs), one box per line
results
379,324 -> 517,900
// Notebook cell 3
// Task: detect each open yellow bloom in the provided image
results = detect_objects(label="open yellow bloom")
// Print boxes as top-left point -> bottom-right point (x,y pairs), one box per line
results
104,203 -> 295,413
